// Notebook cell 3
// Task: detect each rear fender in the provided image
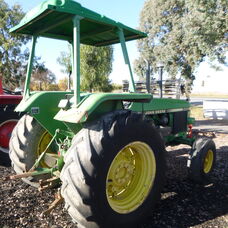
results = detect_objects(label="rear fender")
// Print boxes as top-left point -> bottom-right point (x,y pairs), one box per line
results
54,93 -> 152,124
15,91 -> 73,135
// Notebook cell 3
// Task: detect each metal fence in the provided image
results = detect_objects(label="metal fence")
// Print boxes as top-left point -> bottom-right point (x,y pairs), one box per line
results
122,79 -> 184,98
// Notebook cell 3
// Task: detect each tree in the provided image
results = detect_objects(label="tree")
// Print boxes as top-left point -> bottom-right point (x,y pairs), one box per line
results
57,77 -> 72,91
133,58 -> 147,80
57,50 -> 71,74
57,44 -> 114,92
80,45 -> 113,92
0,0 -> 29,89
135,0 -> 227,83
30,61 -> 56,91
0,0 -> 56,91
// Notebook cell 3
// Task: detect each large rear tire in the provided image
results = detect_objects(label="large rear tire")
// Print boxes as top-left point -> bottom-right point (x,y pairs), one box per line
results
60,110 -> 166,228
9,114 -> 55,187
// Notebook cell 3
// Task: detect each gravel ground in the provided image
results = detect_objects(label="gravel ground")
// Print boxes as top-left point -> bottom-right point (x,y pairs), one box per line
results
0,125 -> 227,228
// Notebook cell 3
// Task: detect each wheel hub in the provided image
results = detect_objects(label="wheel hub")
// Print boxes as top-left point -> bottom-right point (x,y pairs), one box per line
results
106,141 -> 156,214
37,131 -> 56,168
113,162 -> 134,187
203,149 -> 214,174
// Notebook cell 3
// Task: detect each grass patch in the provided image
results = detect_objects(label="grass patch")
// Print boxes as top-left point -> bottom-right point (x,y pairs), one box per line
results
190,106 -> 204,120
191,93 -> 228,98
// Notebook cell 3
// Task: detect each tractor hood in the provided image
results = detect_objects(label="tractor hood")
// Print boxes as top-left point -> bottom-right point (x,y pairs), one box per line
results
10,0 -> 147,46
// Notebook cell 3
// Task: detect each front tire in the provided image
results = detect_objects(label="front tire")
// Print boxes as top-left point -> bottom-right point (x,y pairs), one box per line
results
9,114 -> 55,187
60,111 -> 166,228
188,138 -> 216,183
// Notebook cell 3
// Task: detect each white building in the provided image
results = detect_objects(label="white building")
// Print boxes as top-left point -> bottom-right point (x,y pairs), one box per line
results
192,62 -> 228,95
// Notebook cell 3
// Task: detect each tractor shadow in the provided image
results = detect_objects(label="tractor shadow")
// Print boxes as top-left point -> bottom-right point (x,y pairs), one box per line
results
140,145 -> 228,228
194,119 -> 228,134
0,152 -> 11,167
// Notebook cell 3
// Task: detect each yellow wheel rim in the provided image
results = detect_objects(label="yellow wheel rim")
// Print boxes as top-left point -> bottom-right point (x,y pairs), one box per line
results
106,141 -> 156,214
37,131 -> 56,168
203,149 -> 214,174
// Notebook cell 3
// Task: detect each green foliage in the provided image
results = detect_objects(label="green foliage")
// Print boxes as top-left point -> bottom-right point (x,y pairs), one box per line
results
112,83 -> 123,91
134,58 -> 147,80
0,0 -> 55,90
57,44 -> 114,92
57,50 -> 71,74
136,0 -> 227,81
81,45 -> 113,92
0,0 -> 29,89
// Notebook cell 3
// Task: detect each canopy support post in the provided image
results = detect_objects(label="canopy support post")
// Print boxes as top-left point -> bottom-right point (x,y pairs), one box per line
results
117,28 -> 136,92
24,36 -> 37,99
72,16 -> 81,105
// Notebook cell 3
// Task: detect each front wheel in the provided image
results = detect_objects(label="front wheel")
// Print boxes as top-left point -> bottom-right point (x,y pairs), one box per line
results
188,138 -> 216,183
60,111 -> 166,228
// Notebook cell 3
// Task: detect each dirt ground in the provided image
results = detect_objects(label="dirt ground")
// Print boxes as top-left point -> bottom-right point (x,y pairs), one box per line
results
0,120 -> 227,228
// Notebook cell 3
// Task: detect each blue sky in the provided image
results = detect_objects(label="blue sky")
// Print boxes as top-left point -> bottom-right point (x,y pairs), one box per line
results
6,0 -> 228,92
7,0 -> 145,84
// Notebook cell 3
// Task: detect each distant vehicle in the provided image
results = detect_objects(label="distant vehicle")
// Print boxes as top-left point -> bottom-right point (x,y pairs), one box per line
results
0,78 -> 22,166
203,100 -> 228,120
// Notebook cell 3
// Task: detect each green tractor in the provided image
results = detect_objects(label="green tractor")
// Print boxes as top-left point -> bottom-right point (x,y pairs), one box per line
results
9,0 -> 216,227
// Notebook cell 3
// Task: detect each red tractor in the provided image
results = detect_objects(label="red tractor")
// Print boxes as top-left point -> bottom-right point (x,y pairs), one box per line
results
0,78 -> 22,166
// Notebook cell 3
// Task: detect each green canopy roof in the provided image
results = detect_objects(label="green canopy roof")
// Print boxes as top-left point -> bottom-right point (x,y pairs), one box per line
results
10,0 -> 146,46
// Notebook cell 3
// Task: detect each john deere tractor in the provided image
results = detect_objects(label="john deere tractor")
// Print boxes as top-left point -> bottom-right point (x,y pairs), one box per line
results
9,0 -> 216,227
